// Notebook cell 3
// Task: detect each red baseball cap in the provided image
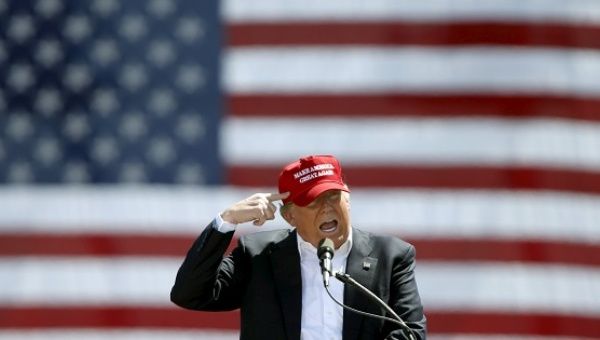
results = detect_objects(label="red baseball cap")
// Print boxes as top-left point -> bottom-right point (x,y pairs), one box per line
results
278,155 -> 350,206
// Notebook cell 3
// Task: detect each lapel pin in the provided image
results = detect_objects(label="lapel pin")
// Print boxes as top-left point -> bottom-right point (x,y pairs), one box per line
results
362,261 -> 371,271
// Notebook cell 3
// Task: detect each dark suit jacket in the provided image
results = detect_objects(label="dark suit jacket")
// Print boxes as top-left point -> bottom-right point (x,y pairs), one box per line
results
171,224 -> 427,340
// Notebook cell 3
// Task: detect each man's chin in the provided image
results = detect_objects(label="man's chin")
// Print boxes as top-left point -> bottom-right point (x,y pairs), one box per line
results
328,230 -> 349,249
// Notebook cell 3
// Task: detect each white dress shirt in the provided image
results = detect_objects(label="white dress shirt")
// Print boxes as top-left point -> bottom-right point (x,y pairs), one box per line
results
297,230 -> 352,340
213,215 -> 353,340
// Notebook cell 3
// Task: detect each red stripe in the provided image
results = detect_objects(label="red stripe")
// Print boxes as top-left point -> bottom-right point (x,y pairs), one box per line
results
1,307 -> 599,338
227,22 -> 600,49
411,238 -> 600,267
427,311 -> 600,337
0,233 -> 235,257
227,165 -> 600,195
2,233 -> 599,267
227,94 -> 600,122
0,307 -> 239,329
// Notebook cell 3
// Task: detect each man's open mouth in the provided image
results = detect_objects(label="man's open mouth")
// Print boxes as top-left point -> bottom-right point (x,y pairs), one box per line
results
319,219 -> 338,233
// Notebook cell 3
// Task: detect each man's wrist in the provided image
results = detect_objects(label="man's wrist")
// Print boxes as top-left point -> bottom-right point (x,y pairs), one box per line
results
220,210 -> 235,224
214,212 -> 237,232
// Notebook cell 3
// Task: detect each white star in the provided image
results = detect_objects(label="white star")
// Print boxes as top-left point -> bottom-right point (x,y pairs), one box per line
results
63,161 -> 90,183
176,113 -> 206,143
92,39 -> 120,66
34,136 -> 62,166
63,15 -> 92,43
7,64 -> 35,92
91,89 -> 119,116
7,15 -> 36,43
119,161 -> 147,183
6,112 -> 34,141
91,136 -> 119,165
176,64 -> 206,93
35,0 -> 63,18
35,39 -> 64,67
119,63 -> 148,91
120,14 -> 147,41
147,0 -> 175,18
146,137 -> 175,166
176,163 -> 205,184
63,64 -> 92,92
63,112 -> 90,141
148,88 -> 176,116
120,112 -> 147,140
91,0 -> 120,16
34,88 -> 63,117
8,162 -> 33,183
175,17 -> 205,43
147,39 -> 175,67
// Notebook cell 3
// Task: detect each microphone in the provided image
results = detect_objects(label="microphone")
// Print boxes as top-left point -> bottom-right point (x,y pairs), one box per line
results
317,238 -> 334,287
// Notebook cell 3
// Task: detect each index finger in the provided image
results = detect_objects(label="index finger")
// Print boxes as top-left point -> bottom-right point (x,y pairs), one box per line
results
266,192 -> 290,202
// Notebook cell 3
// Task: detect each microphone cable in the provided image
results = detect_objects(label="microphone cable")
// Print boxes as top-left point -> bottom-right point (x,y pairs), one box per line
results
324,273 -> 416,340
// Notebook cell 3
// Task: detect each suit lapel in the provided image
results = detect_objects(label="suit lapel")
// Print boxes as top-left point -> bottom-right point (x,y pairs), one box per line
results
269,230 -> 302,340
343,229 -> 378,340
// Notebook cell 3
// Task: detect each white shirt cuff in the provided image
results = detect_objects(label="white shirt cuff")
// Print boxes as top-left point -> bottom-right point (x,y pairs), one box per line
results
214,213 -> 237,233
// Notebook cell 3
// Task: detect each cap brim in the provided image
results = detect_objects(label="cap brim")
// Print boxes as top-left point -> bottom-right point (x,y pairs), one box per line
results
291,181 -> 350,207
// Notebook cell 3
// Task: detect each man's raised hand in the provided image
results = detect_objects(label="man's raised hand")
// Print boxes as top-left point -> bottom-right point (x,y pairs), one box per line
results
220,192 -> 290,226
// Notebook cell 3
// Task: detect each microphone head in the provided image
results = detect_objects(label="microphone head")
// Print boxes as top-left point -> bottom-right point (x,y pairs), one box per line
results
318,238 -> 335,259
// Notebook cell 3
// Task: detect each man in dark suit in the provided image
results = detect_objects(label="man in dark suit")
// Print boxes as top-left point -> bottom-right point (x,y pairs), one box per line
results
171,155 -> 427,339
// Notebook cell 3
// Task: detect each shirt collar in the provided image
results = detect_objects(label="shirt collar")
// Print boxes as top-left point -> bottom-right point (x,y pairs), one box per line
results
296,227 -> 353,261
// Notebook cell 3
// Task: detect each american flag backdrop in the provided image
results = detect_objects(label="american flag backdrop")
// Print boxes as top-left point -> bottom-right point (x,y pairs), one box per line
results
1,0 -> 600,339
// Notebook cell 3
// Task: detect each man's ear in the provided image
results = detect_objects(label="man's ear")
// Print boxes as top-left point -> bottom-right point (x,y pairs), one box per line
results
342,191 -> 351,210
281,205 -> 295,226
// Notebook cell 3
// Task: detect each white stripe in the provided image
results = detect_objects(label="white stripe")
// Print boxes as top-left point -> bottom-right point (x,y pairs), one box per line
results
224,0 -> 600,24
225,47 -> 600,95
0,186 -> 246,234
1,187 -> 600,242
1,258 -> 599,316
0,331 -> 579,340
418,262 -> 600,315
351,189 -> 600,242
0,330 -> 239,340
223,118 -> 600,171
0,258 -> 179,306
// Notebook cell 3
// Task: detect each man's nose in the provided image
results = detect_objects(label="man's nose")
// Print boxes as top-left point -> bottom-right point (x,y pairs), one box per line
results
320,199 -> 335,213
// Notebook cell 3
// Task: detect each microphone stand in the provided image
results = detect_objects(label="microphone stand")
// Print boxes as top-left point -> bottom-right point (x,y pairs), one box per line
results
326,271 -> 416,340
